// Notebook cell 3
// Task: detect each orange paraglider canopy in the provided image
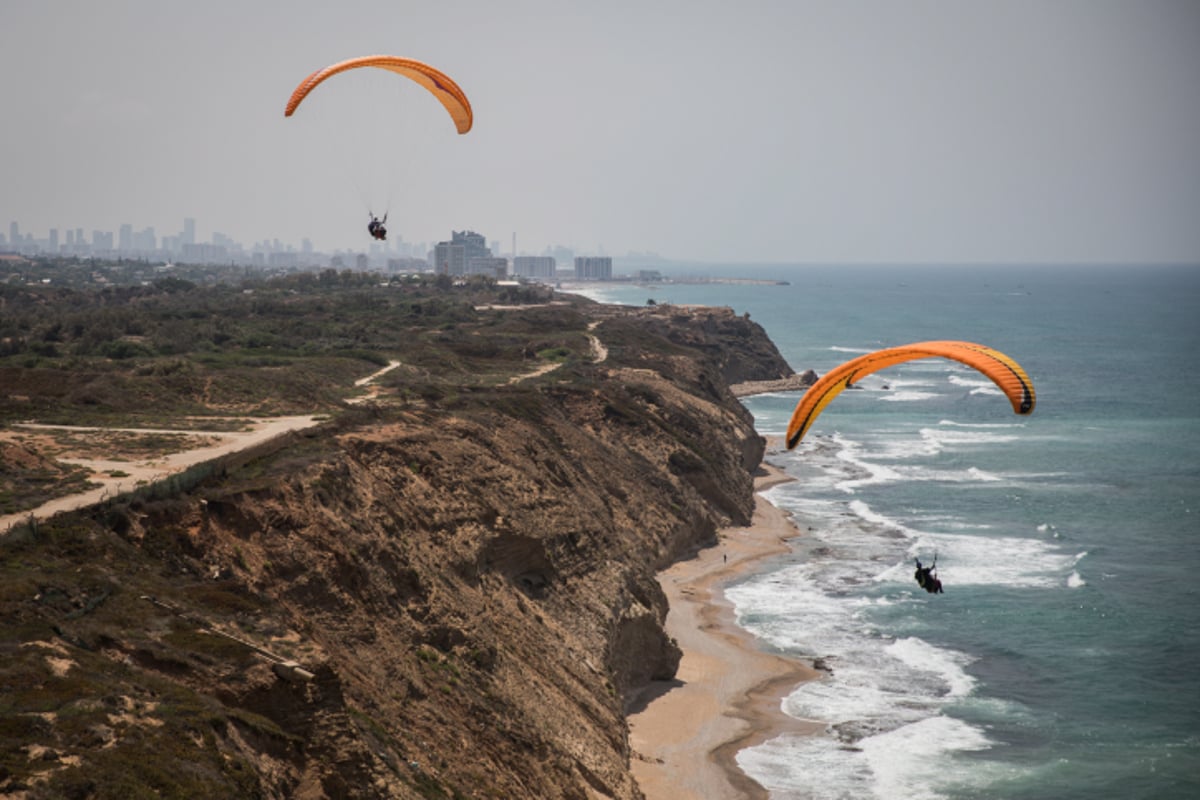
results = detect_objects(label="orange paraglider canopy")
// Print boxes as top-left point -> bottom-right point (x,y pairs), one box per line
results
785,341 -> 1035,449
284,55 -> 473,133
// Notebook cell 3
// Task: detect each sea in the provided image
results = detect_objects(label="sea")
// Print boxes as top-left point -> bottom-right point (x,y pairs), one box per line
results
571,263 -> 1200,800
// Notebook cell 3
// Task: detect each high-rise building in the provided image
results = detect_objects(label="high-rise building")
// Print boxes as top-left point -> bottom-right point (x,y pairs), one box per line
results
434,230 -> 492,276
48,228 -> 58,252
132,227 -> 155,252
468,256 -> 508,278
119,224 -> 133,251
574,256 -> 612,280
453,230 -> 490,261
9,222 -> 18,244
182,217 -> 196,246
433,242 -> 465,275
512,256 -> 557,279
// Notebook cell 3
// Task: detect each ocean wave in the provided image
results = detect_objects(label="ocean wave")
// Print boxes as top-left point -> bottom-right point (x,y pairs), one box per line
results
907,533 -> 1079,588
922,426 -> 1020,446
778,497 -> 1080,589
947,374 -> 995,388
731,439 -> 1079,797
937,419 -> 1027,429
878,390 -> 942,403
886,637 -> 977,697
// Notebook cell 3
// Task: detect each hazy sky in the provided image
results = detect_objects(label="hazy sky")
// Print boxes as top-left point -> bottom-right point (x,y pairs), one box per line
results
3,0 -> 1198,264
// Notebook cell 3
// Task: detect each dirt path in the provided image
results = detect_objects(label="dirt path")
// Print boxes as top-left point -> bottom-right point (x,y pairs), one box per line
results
347,360 -> 402,405
587,320 -> 609,363
1,415 -> 323,533
509,321 -> 608,384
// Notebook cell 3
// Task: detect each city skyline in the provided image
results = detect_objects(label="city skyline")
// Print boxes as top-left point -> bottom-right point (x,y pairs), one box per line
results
3,215 -> 616,275
3,2 -> 1199,265
3,215 -> 430,263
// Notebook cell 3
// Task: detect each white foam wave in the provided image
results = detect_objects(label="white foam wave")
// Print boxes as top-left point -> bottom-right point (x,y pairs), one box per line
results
744,390 -> 805,400
847,500 -> 923,538
830,345 -> 874,354
905,533 -> 1080,588
886,637 -> 977,697
919,426 -> 1021,449
947,374 -> 995,389
736,392 -> 1073,798
860,716 -> 992,799
938,420 -> 1026,429
878,390 -> 941,403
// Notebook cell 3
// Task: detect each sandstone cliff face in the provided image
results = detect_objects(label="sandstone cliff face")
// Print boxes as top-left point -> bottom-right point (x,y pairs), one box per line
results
1,303 -> 793,799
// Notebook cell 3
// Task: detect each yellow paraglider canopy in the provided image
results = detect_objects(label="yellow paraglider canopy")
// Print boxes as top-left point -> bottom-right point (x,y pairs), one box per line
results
785,340 -> 1035,450
285,55 -> 473,134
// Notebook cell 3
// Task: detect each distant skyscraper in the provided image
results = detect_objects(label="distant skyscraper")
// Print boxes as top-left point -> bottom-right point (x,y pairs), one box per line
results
49,228 -> 58,252
183,217 -> 196,245
119,224 -> 133,251
513,256 -> 557,279
9,222 -> 18,244
433,242 -> 466,275
434,230 -> 492,276
574,256 -> 612,280
132,227 -> 155,252
467,256 -> 508,278
452,230 -> 490,261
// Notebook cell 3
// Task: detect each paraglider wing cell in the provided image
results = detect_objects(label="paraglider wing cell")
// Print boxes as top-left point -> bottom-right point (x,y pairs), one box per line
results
785,341 -> 1035,449
284,55 -> 473,133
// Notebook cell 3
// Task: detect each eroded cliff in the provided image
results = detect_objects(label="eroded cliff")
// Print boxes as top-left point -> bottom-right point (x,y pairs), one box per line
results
1,301 -> 793,799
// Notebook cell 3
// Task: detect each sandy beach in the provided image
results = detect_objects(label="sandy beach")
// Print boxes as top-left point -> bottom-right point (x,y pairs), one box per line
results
627,463 -> 823,799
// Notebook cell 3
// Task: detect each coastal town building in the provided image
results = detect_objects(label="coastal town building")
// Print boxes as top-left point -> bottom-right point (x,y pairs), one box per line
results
433,242 -> 465,275
468,256 -> 509,279
574,256 -> 612,281
433,230 -> 500,276
512,256 -> 557,279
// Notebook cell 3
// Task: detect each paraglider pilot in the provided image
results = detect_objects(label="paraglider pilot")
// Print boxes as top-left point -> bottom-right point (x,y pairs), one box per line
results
368,212 -> 387,241
915,559 -> 944,594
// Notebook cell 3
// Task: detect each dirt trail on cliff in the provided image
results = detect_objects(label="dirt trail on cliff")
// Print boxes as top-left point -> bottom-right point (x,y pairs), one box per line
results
1,415 -> 322,533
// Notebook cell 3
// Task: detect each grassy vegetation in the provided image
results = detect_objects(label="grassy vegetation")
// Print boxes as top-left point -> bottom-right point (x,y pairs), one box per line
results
0,265 -> 597,516
0,259 -> 775,799
0,268 -> 587,426
0,457 -> 97,515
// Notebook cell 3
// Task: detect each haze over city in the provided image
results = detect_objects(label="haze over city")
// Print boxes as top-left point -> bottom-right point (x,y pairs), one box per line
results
3,0 -> 1198,265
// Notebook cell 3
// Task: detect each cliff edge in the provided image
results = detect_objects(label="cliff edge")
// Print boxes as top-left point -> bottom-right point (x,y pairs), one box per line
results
1,297 -> 793,799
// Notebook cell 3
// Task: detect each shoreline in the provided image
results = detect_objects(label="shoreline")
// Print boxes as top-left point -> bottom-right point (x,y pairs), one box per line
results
627,462 -> 822,799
